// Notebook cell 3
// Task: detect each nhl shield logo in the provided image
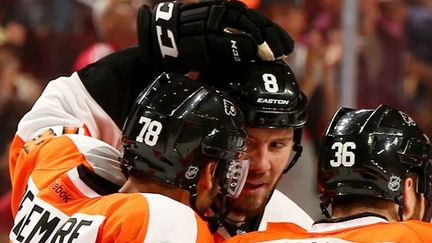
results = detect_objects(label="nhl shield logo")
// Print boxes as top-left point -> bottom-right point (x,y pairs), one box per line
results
223,99 -> 237,116
185,166 -> 199,180
388,175 -> 401,191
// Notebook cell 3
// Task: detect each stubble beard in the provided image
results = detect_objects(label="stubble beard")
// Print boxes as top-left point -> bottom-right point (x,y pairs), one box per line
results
226,184 -> 271,218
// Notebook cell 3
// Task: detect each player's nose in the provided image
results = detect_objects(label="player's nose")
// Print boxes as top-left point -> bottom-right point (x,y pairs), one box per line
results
248,145 -> 271,172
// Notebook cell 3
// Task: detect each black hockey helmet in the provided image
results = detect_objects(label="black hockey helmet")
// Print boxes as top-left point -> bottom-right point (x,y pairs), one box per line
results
121,73 -> 249,200
200,60 -> 307,172
318,104 -> 432,221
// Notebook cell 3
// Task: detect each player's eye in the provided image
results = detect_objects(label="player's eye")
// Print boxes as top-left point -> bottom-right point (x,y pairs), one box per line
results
270,141 -> 286,149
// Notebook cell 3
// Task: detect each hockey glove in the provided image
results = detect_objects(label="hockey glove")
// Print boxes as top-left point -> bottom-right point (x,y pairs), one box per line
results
137,0 -> 294,72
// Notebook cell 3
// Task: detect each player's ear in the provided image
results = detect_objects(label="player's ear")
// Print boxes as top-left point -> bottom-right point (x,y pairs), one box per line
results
197,161 -> 217,192
402,176 -> 424,220
194,161 -> 219,213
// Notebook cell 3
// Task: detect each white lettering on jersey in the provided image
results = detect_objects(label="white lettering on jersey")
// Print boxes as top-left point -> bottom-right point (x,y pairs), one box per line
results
257,98 -> 290,105
10,178 -> 69,243
51,213 -> 105,243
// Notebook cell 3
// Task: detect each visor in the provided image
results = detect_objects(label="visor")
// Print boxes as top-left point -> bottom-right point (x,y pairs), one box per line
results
224,152 -> 250,198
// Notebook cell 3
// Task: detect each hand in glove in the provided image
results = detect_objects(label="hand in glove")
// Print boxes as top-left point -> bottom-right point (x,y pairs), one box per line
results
137,0 -> 294,72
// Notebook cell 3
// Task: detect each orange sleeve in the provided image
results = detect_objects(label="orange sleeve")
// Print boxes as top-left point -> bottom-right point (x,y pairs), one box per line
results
8,135 -> 25,182
10,135 -> 93,216
195,214 -> 215,243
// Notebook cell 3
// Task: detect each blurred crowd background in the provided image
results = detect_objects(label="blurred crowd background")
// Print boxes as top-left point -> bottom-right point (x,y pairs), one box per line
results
0,0 -> 431,239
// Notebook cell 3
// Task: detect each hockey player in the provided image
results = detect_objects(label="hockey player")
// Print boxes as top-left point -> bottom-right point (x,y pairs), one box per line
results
10,0 -> 295,212
49,73 -> 249,242
224,104 -> 432,243
9,1 -> 295,241
11,73 -> 248,242
200,61 -> 313,242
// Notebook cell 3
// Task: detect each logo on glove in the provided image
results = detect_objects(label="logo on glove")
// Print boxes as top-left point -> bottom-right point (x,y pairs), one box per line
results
231,40 -> 241,62
155,2 -> 179,58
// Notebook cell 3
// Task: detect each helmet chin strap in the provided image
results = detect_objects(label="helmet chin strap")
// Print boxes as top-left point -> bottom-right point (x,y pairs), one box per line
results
320,199 -> 332,218
395,193 -> 405,221
283,128 -> 303,174
421,165 -> 432,222
188,184 -> 230,233
422,199 -> 432,221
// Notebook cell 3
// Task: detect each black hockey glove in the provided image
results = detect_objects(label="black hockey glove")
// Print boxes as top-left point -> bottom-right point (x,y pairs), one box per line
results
137,0 -> 294,72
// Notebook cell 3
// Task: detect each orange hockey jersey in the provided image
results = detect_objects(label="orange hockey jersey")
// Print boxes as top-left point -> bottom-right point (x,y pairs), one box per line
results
10,72 -> 125,213
9,70 -> 215,242
9,73 -> 126,242
51,193 -> 214,243
223,213 -> 432,243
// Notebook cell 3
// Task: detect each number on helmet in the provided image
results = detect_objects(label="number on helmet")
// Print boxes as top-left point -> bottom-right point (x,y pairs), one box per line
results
330,142 -> 356,167
262,73 -> 279,93
136,117 -> 163,146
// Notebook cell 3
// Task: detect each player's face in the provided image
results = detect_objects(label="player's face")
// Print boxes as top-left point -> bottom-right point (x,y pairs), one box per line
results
227,127 -> 294,217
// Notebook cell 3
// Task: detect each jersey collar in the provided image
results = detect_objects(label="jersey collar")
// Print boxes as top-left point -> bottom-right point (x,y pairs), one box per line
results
310,212 -> 389,232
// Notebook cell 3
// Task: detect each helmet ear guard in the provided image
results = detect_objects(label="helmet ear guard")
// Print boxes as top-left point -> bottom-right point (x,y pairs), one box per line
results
318,104 -> 432,221
422,163 -> 432,221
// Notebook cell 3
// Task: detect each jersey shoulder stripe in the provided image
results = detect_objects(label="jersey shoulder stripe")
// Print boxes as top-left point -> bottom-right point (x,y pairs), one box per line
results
65,134 -> 125,186
11,134 -> 125,216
